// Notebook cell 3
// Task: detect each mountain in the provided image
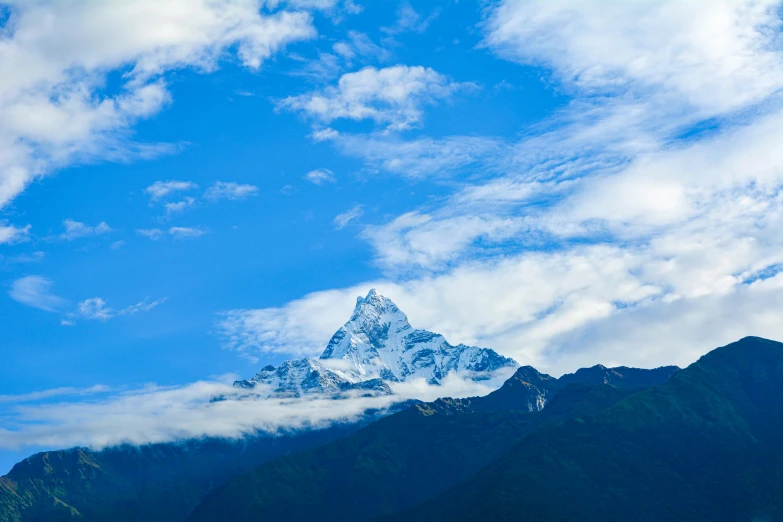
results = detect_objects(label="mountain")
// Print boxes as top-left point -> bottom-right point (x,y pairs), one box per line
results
0,419 -> 389,522
557,363 -> 681,389
385,336 -> 783,522
234,289 -> 518,397
187,361 -> 678,522
472,363 -> 679,413
233,359 -> 393,398
0,290 -> 516,522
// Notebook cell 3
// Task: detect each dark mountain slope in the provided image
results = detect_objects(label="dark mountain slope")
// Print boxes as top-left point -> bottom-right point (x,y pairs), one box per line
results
389,336 -> 783,522
556,363 -> 680,389
188,363 -> 674,522
0,423 -> 364,522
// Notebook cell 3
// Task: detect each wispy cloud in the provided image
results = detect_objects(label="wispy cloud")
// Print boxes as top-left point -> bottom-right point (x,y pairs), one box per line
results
334,204 -> 363,229
8,276 -> 67,312
145,180 -> 258,216
138,228 -> 166,240
382,2 -> 439,35
305,168 -> 336,185
145,180 -> 198,201
164,197 -> 197,215
169,226 -> 207,239
72,297 -> 167,322
60,219 -> 112,241
299,31 -> 390,80
217,288 -> 360,357
204,181 -> 259,201
280,65 -> 473,131
138,227 -> 207,240
9,275 -> 165,324
0,223 -> 31,245
318,131 -> 506,178
0,385 -> 110,405
362,212 -> 525,270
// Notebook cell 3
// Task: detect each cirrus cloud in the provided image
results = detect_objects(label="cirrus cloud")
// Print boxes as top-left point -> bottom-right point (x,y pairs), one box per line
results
8,276 -> 67,312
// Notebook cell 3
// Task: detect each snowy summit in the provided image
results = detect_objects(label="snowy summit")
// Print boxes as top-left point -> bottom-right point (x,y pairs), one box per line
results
234,289 -> 518,398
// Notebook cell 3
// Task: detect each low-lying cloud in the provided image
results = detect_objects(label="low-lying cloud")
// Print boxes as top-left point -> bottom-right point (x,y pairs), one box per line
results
0,371 -> 505,452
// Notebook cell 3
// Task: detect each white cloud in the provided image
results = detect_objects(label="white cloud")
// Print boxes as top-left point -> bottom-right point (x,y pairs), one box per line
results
0,1 -> 317,208
204,181 -> 259,200
0,381 -> 394,450
540,273 -> 783,371
305,168 -> 336,184
280,65 -> 472,131
60,219 -> 112,240
0,223 -> 31,245
138,227 -> 207,240
301,31 -> 389,80
484,0 -> 783,117
318,130 -> 506,178
8,275 -> 165,322
76,298 -> 114,321
266,0 -> 357,12
0,385 -> 110,405
0,373 -> 507,451
551,109 -> 783,232
8,276 -> 67,312
334,204 -> 363,229
362,212 -> 525,270
138,228 -> 165,240
169,226 -> 207,239
164,197 -> 197,215
382,2 -> 439,35
0,374 -> 497,451
146,180 -> 198,200
217,287 -> 362,357
74,296 -> 167,322
332,31 -> 389,63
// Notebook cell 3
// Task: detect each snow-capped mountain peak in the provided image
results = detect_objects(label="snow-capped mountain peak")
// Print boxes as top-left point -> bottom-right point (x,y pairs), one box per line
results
320,289 -> 415,379
235,289 -> 517,397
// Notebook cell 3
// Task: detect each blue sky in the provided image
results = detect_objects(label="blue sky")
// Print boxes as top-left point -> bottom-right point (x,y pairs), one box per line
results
3,0 -> 783,473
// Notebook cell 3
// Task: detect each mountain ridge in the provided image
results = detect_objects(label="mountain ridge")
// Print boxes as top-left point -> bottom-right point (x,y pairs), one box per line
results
187,356 -> 679,522
383,336 -> 783,522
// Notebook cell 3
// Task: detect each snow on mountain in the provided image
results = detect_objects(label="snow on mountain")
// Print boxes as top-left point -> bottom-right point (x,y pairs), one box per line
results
234,289 -> 518,398
233,359 -> 392,398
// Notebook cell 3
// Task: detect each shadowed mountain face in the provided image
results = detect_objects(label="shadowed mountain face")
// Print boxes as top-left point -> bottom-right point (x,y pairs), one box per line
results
0,423 -> 369,522
187,362 -> 679,522
556,363 -> 681,389
385,337 -> 783,522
